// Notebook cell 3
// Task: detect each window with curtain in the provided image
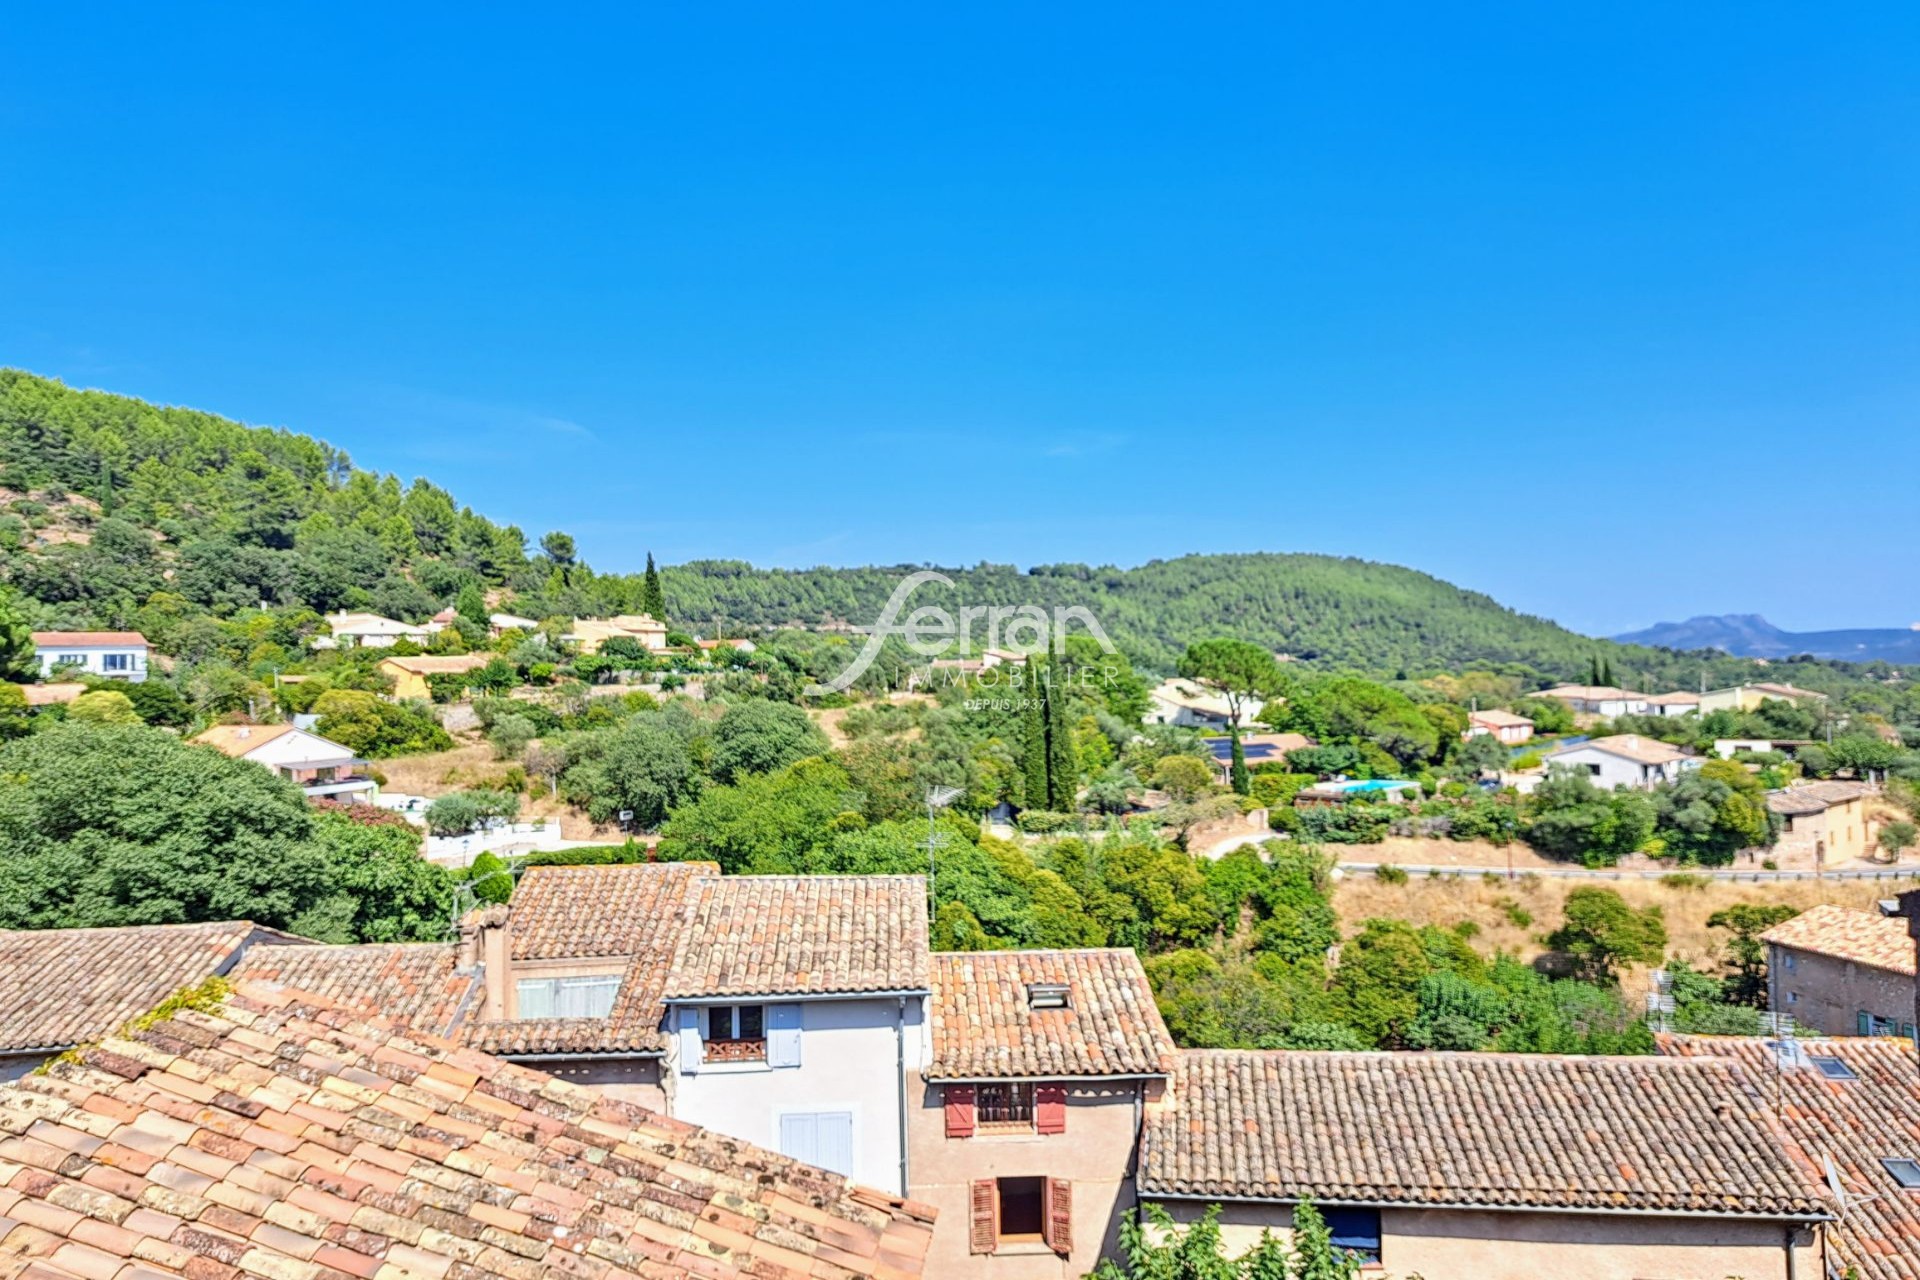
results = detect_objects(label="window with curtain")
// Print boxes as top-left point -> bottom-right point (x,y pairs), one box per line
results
515,974 -> 620,1019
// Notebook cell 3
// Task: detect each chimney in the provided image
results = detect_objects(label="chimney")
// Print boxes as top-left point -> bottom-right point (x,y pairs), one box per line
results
459,904 -> 512,1020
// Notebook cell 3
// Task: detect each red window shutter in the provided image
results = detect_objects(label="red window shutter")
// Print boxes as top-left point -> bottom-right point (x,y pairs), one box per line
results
969,1179 -> 998,1255
1043,1178 -> 1072,1256
945,1084 -> 976,1138
1035,1084 -> 1067,1135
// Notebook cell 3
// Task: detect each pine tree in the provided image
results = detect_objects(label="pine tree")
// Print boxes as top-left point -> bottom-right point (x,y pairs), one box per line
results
1021,661 -> 1049,809
0,589 -> 35,681
641,552 -> 666,620
1044,659 -> 1077,812
1229,725 -> 1250,795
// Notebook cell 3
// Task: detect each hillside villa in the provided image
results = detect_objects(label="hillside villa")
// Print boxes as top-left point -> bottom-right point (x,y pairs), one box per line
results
1202,731 -> 1312,783
377,650 -> 493,699
1644,690 -> 1702,716
1463,707 -> 1533,744
192,721 -> 379,802
31,629 -> 147,682
1699,682 -> 1830,714
1144,678 -> 1264,729
566,613 -> 669,653
1540,733 -> 1699,790
1531,684 -> 1651,717
313,609 -> 432,648
1763,903 -> 1917,1040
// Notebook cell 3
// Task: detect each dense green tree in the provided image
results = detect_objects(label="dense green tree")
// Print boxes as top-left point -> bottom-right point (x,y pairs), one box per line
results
69,689 -> 142,725
1523,767 -> 1656,866
1708,902 -> 1799,1006
709,698 -> 827,784
569,715 -> 699,827
641,551 -> 666,619
1548,887 -> 1667,984
1652,759 -> 1775,866
466,850 -> 515,905
0,588 -> 34,681
312,690 -> 452,757
1041,660 -> 1078,810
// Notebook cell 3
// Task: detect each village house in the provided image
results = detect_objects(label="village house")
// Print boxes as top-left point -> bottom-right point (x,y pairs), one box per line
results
1540,733 -> 1699,790
0,921 -> 308,1081
312,609 -> 432,648
1137,1048 -> 1828,1280
1660,1034 -> 1920,1280
1643,690 -> 1702,717
1463,708 -> 1533,744
916,949 -> 1175,1278
192,721 -> 379,802
566,613 -> 669,654
1698,681 -> 1830,714
30,629 -> 147,682
1763,903 -> 1918,1039
1531,684 -> 1650,717
1766,780 -> 1876,867
0,981 -> 936,1280
1143,678 -> 1263,729
377,650 -> 492,699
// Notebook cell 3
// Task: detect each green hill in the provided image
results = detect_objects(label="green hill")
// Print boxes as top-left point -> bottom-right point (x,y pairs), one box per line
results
0,369 -> 1848,689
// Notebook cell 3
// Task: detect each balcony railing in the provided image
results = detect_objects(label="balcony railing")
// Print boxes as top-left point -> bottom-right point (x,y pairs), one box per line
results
704,1037 -> 767,1064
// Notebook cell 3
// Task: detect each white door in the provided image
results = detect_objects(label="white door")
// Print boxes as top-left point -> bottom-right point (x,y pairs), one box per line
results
779,1111 -> 854,1177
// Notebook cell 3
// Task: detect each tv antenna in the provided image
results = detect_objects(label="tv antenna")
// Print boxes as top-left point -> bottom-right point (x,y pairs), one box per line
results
923,785 -> 964,907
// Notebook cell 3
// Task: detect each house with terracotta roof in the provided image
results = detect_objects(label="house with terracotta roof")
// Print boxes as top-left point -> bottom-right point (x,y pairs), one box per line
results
1531,684 -> 1650,717
1541,733 -> 1700,790
0,921 -> 308,1081
1143,679 -> 1263,729
1200,732 -> 1313,784
235,864 -> 933,1197
1699,681 -> 1831,714
1137,1048 -> 1829,1279
0,980 -> 936,1280
30,630 -> 148,682
376,651 -> 492,699
1463,707 -> 1532,744
1660,1034 -> 1920,1280
565,613 -> 668,654
916,949 -> 1175,1277
1764,903 -> 1918,1039
1766,780 -> 1876,867
312,609 -> 432,649
191,722 -> 378,802
1644,690 -> 1703,717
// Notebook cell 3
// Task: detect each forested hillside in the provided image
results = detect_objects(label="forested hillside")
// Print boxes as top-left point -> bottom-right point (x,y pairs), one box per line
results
0,369 -> 1860,688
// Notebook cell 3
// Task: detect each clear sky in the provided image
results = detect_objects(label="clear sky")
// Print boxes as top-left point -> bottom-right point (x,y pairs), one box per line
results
3,6 -> 1916,637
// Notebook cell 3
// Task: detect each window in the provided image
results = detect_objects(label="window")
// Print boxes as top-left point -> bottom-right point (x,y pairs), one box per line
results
1584,763 -> 1602,777
57,654 -> 84,667
996,1177 -> 1045,1241
977,1083 -> 1034,1128
1882,1158 -> 1920,1190
1027,982 -> 1070,1010
1810,1055 -> 1858,1081
1787,991 -> 1800,1004
704,1004 -> 767,1062
778,1112 -> 853,1177
102,653 -> 131,672
1782,953 -> 1797,973
515,974 -> 619,1019
1322,1207 -> 1382,1264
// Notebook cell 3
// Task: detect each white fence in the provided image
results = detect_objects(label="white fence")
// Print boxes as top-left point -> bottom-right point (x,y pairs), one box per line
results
425,820 -> 568,865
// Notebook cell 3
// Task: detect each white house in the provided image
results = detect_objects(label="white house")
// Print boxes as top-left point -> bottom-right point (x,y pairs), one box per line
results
314,610 -> 432,649
1464,708 -> 1533,745
1145,678 -> 1264,729
1541,734 -> 1700,791
1644,691 -> 1702,717
1532,685 -> 1651,718
191,722 -> 378,802
32,630 -> 148,682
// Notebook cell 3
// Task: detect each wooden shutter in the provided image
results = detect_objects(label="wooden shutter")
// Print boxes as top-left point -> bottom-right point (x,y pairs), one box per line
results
1035,1084 -> 1067,1134
944,1084 -> 976,1138
767,1003 -> 803,1068
968,1179 -> 997,1254
1043,1178 -> 1072,1256
676,1007 -> 703,1074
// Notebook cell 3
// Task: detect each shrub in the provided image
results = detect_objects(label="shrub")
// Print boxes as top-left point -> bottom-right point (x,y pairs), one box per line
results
1373,864 -> 1409,885
524,841 -> 652,867
1660,872 -> 1708,890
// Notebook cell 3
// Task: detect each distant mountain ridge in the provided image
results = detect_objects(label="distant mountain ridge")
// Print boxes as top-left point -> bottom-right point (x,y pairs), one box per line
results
1614,613 -> 1920,663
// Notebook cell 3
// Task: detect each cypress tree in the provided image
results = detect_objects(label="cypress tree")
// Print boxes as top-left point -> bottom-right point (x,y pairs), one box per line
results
1229,725 -> 1250,795
1044,658 -> 1077,811
1021,660 -> 1049,809
641,552 -> 666,619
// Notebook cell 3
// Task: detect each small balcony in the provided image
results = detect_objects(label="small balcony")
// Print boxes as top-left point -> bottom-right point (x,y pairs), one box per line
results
704,1037 -> 767,1064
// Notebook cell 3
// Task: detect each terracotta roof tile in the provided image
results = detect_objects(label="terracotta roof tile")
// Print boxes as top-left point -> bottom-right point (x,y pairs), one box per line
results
1140,1048 -> 1828,1219
927,950 -> 1175,1079
229,946 -> 480,1040
663,876 -> 929,999
29,633 -> 147,649
1548,733 -> 1692,766
0,925 -> 302,1056
0,982 -> 934,1280
1766,781 -> 1874,817
374,655 -> 492,676
505,864 -> 713,961
1662,1035 -> 1920,1280
187,725 -> 296,759
1762,904 -> 1915,976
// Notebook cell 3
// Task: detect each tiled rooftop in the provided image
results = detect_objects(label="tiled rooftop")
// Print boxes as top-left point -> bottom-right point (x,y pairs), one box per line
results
0,982 -> 935,1280
506,864 -> 713,961
927,950 -> 1175,1080
0,923 -> 300,1056
231,944 -> 480,1039
663,876 -> 929,1000
1662,1035 -> 1920,1280
1140,1049 -> 1828,1219
1763,903 -> 1915,976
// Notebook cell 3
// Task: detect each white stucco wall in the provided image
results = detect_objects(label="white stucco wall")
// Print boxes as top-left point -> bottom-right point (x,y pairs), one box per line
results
240,728 -> 357,769
36,644 -> 147,682
667,994 -> 926,1195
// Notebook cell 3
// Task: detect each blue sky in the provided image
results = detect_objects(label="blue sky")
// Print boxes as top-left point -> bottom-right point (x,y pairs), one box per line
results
3,6 -> 1916,637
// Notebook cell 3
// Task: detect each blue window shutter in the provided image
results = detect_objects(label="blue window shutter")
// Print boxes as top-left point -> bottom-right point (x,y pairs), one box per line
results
780,1112 -> 852,1176
678,1007 -> 704,1074
768,1004 -> 803,1067
1858,1011 -> 1872,1036
780,1113 -> 818,1165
